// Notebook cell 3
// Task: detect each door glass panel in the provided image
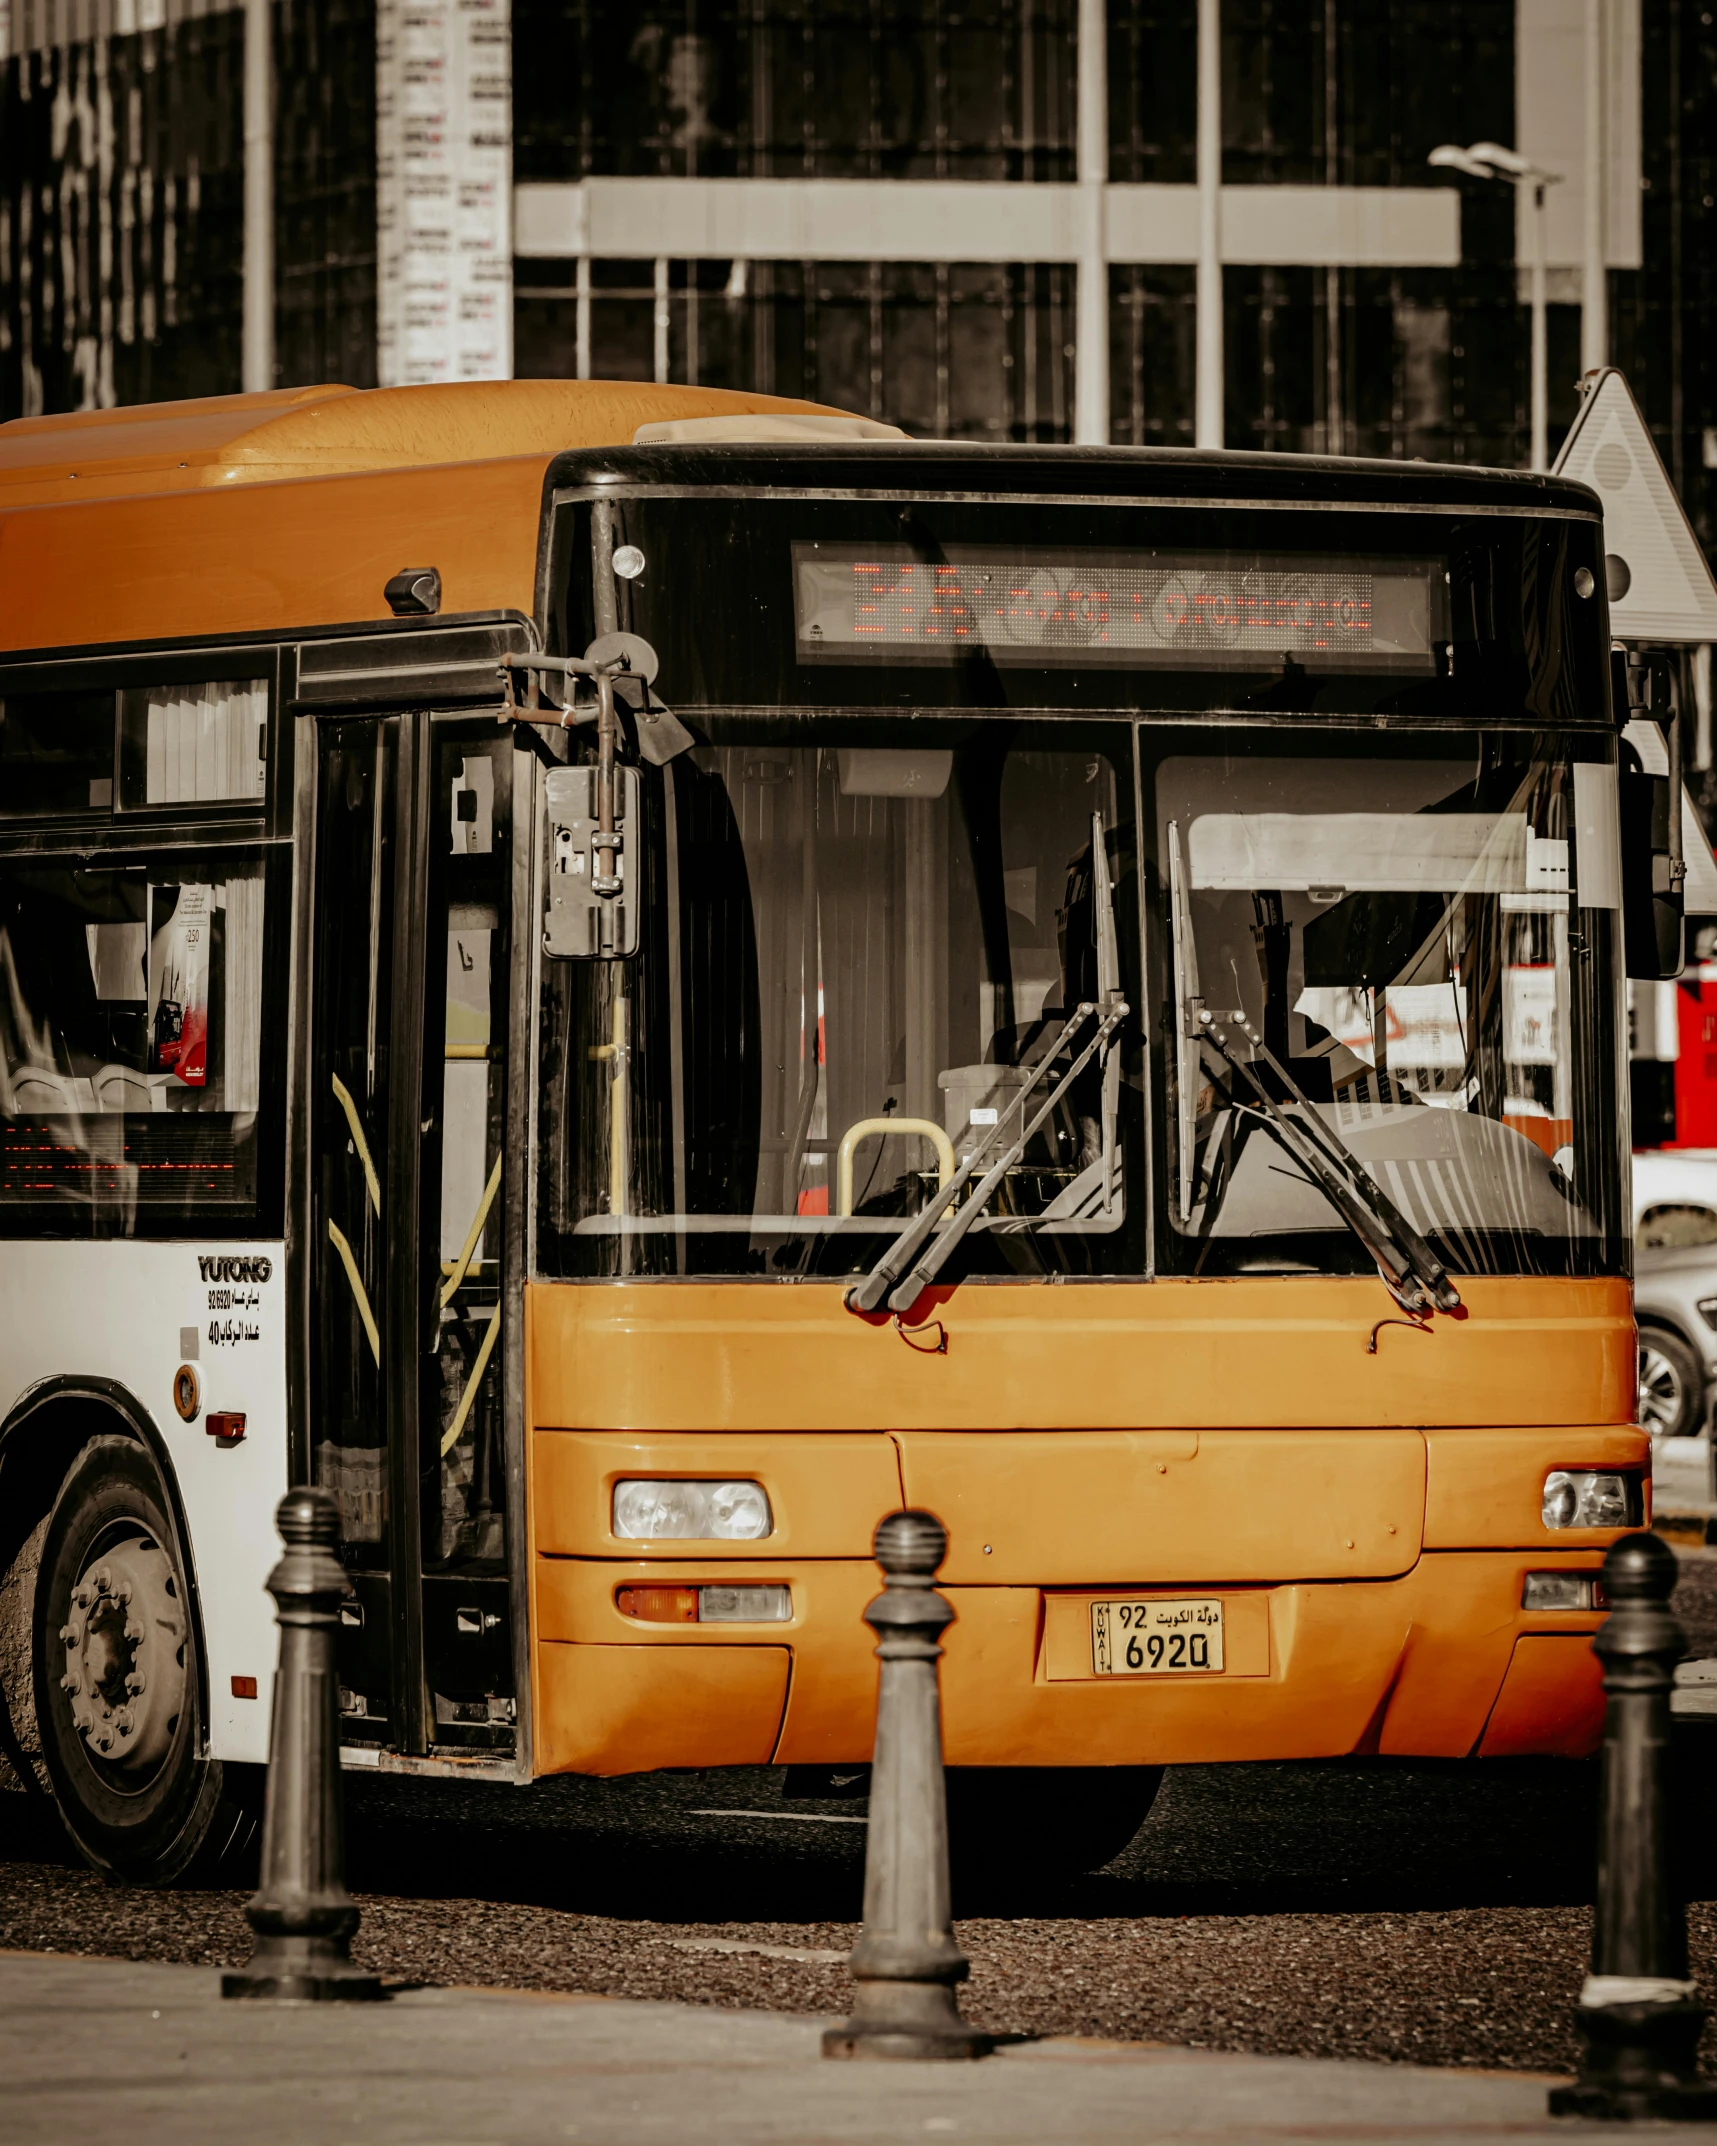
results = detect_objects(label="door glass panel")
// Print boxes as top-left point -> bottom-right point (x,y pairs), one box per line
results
425,736 -> 510,1578
311,724 -> 396,1565
311,718 -> 515,1753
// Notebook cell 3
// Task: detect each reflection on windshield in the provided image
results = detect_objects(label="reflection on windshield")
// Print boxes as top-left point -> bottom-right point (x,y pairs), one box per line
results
536,732 -> 1143,1280
1159,744 -> 1627,1279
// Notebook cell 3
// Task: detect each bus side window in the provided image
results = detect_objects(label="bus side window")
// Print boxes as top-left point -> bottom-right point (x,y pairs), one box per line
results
0,690 -> 117,814
118,681 -> 269,809
0,857 -> 272,1227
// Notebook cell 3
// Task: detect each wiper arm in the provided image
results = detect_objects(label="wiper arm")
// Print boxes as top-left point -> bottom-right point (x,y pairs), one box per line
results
845,1000 -> 1122,1318
1196,1009 -> 1460,1317
883,1001 -> 1128,1316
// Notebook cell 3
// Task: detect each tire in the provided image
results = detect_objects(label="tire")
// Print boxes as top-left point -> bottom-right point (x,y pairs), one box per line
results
31,1435 -> 254,1885
1639,1326 -> 1704,1441
946,1765 -> 1164,1883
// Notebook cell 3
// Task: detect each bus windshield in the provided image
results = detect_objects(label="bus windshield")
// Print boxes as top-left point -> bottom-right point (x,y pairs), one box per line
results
1154,731 -> 1629,1280
534,719 -> 1147,1280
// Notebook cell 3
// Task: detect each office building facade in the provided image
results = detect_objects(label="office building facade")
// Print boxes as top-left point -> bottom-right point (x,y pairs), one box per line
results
1,2 -> 1713,545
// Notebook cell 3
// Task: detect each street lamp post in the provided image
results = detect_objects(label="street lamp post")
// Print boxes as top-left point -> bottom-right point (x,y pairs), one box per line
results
1429,142 -> 1563,474
1526,166 -> 1551,475
242,0 -> 273,393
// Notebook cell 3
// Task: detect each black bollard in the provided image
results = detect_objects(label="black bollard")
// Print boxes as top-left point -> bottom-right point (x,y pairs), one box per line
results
221,1488 -> 384,2003
1549,1531 -> 1717,2119
823,1509 -> 992,2061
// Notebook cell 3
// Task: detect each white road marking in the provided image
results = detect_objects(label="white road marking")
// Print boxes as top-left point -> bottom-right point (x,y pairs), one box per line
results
656,1937 -> 849,1964
688,1807 -> 867,1825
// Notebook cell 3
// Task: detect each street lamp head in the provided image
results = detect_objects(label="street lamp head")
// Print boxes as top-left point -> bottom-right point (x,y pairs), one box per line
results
1467,140 -> 1532,176
1428,144 -> 1498,181
1429,139 -> 1564,187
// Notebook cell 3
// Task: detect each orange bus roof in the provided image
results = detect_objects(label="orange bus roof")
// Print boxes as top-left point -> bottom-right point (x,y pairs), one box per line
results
0,380 -> 852,506
0,380 -> 854,656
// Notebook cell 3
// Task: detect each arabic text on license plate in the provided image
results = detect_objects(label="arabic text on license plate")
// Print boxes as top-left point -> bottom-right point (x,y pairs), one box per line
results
1090,1598 -> 1224,1676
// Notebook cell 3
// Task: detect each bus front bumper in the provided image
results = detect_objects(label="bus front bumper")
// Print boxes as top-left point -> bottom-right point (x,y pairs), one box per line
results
530,1549 -> 1610,1776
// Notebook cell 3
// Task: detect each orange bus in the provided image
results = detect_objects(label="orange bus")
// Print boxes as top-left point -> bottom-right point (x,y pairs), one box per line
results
0,380 -> 1659,1883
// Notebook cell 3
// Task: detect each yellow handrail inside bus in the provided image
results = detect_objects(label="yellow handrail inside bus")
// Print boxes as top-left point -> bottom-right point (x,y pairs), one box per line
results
587,992 -> 628,1218
836,1117 -> 955,1217
440,1150 -> 504,1308
330,1072 -> 381,1217
327,1218 -> 380,1364
441,1306 -> 502,1457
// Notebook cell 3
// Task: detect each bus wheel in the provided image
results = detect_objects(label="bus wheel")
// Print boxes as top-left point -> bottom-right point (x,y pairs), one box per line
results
947,1764 -> 1164,1884
31,1436 -> 241,1885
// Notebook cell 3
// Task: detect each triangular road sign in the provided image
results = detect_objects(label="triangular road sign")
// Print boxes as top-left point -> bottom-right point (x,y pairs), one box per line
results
1553,367 -> 1717,643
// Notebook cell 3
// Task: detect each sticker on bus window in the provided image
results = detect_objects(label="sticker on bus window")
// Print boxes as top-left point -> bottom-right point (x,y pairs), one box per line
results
148,883 -> 212,1087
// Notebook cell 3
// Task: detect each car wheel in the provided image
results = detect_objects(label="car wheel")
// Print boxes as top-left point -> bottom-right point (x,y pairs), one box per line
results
32,1435 -> 256,1884
1639,1327 -> 1704,1440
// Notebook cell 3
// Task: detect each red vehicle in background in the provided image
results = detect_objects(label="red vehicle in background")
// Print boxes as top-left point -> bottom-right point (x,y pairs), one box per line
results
1633,949 -> 1717,1152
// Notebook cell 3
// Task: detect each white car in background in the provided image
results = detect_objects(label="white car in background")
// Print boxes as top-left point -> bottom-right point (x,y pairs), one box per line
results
1636,1151 -> 1717,1241
1633,1151 -> 1717,1452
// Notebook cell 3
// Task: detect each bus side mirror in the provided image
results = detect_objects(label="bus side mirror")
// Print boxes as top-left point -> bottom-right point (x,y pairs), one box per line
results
543,764 -> 640,960
1620,744 -> 1684,980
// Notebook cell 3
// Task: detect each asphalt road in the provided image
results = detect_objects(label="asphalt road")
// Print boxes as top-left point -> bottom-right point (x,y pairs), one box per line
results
5,1549 -> 1717,2079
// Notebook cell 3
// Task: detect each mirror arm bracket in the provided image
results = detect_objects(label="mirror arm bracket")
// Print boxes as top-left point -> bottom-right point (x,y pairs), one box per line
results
499,652 -> 604,730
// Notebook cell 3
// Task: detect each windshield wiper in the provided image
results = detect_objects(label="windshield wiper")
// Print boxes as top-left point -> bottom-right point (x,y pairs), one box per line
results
1195,1007 -> 1461,1317
846,997 -> 1127,1318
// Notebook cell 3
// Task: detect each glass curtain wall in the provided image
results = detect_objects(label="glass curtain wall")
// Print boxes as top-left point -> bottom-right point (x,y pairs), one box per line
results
512,0 -> 1570,465
513,0 -> 1082,439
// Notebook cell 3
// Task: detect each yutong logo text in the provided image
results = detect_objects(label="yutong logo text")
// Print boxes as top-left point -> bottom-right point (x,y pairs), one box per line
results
198,1254 -> 274,1284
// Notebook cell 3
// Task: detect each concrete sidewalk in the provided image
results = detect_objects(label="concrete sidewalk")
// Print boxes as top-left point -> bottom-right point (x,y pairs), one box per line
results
0,1950 -> 1695,2145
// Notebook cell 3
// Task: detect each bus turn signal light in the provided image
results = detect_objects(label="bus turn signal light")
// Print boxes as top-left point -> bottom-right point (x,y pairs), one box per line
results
616,1586 -> 699,1623
206,1412 -> 246,1444
617,1584 -> 792,1624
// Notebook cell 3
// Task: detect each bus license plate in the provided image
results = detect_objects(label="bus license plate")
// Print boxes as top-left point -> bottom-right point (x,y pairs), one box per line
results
1090,1598 -> 1224,1676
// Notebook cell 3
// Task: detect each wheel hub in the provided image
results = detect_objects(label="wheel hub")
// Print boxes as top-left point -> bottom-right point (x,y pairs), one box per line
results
1639,1343 -> 1684,1438
59,1533 -> 187,1773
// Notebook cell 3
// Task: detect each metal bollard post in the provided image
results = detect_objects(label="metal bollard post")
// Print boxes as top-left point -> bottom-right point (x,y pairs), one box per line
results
221,1488 -> 384,2003
823,1509 -> 992,2061
1549,1530 -> 1717,2119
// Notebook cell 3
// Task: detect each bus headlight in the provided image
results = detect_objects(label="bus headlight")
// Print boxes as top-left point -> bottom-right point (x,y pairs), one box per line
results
1522,1571 -> 1606,1610
697,1585 -> 791,1623
1541,1470 -> 1637,1530
612,1478 -> 774,1540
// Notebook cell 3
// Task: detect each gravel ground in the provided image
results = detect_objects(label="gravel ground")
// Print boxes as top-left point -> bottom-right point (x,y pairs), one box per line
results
1674,1543 -> 1717,1653
6,1548 -> 1717,2078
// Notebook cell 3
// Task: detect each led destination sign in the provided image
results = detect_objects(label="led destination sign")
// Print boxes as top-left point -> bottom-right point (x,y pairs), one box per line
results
792,545 -> 1442,671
